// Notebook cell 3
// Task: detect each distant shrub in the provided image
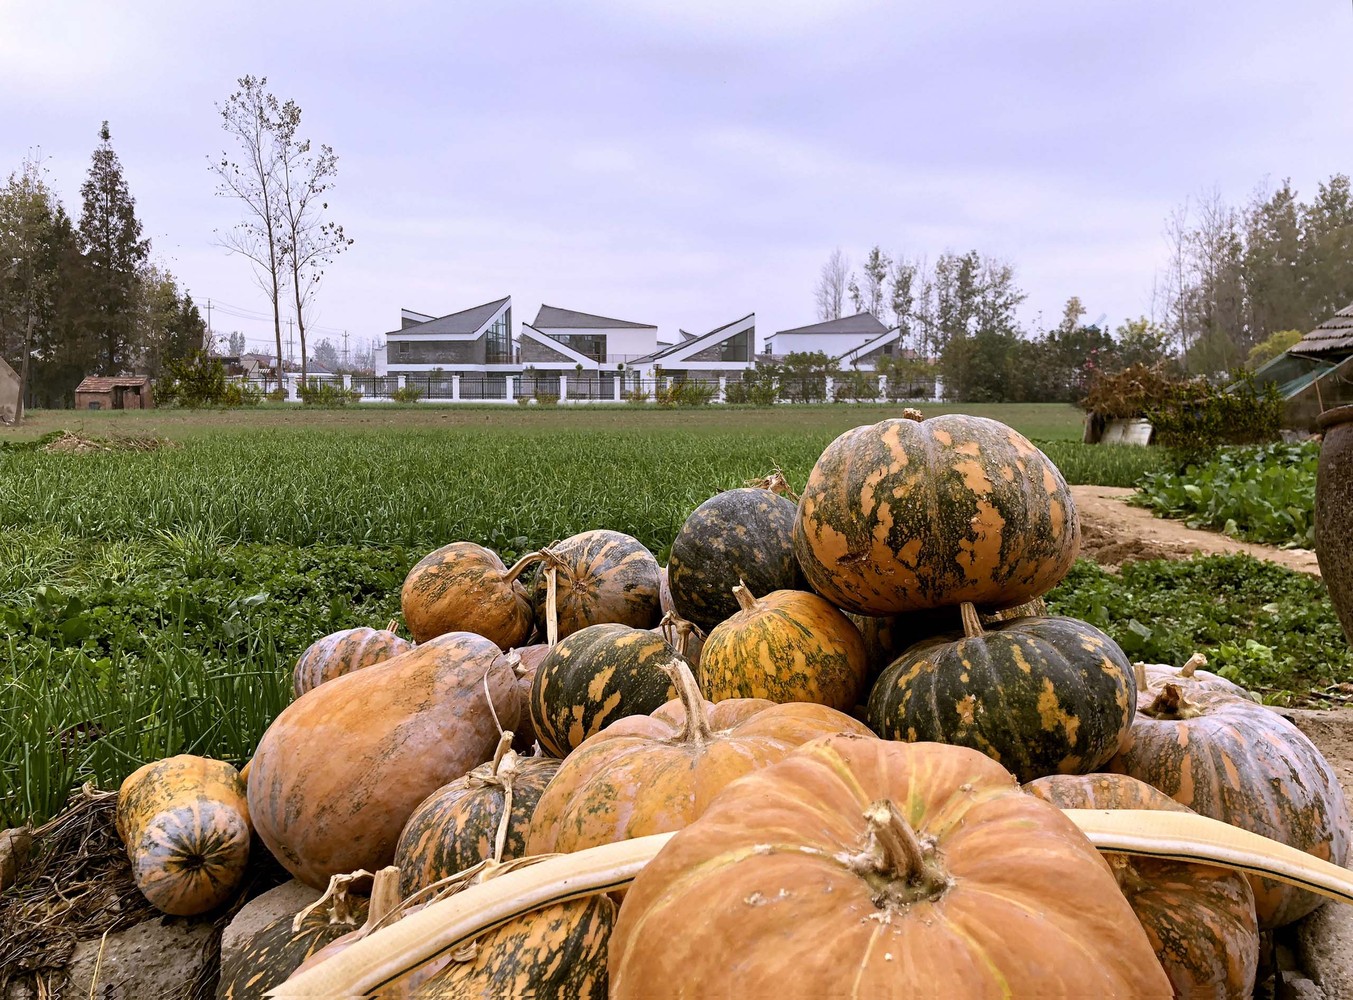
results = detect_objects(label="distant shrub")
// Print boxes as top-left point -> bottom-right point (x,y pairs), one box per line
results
298,379 -> 360,407
391,385 -> 422,403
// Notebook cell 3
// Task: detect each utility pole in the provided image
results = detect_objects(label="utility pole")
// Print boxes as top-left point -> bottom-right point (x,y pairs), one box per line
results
286,318 -> 295,370
205,299 -> 213,351
342,329 -> 350,369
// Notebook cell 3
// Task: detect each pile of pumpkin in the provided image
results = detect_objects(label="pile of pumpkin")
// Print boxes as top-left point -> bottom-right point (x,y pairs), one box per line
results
107,410 -> 1351,998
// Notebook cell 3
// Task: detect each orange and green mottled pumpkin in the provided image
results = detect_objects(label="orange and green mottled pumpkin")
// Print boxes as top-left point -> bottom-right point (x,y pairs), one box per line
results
217,875 -> 369,1000
248,632 -> 521,888
1025,773 -> 1259,1000
292,624 -> 414,698
115,755 -> 250,916
526,658 -> 873,856
528,624 -> 679,758
794,411 -> 1079,615
1108,680 -> 1351,928
521,530 -> 662,642
667,487 -> 805,634
701,583 -> 867,712
393,733 -> 562,898
865,604 -> 1136,782
400,542 -> 534,648
609,733 -> 1172,998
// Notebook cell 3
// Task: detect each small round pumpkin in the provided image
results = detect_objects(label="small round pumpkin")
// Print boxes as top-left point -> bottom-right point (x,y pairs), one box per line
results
292,623 -> 413,698
393,732 -> 562,898
609,733 -> 1172,997
667,486 -> 805,634
528,623 -> 679,758
794,410 -> 1080,614
248,632 -> 521,888
701,582 -> 867,712
526,658 -> 874,856
866,604 -> 1136,782
400,542 -> 534,647
1108,680 -> 1351,928
115,755 -> 250,916
1025,773 -> 1259,999
521,530 -> 662,642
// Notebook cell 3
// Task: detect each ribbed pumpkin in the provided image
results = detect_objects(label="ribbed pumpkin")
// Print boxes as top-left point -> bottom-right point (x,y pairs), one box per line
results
1139,652 -> 1253,700
1108,680 -> 1351,928
216,872 -> 370,1000
1025,773 -> 1259,1000
518,530 -> 662,643
400,542 -> 534,647
393,732 -> 562,898
526,658 -> 874,856
667,486 -> 805,633
292,623 -> 413,698
248,632 -> 521,888
528,624 -> 679,758
609,733 -> 1172,998
701,583 -> 867,712
115,755 -> 251,916
866,604 -> 1136,782
794,411 -> 1080,614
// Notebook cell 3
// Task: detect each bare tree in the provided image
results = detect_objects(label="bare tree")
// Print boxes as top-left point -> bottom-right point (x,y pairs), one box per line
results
211,75 -> 287,381
275,103 -> 352,382
815,248 -> 850,320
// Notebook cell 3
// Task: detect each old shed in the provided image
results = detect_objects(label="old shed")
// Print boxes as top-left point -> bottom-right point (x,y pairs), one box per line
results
1252,304 -> 1353,427
73,376 -> 154,411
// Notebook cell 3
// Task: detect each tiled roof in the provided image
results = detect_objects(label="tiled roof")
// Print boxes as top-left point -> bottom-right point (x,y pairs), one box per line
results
75,377 -> 151,392
394,297 -> 509,338
1294,303 -> 1353,356
532,305 -> 655,329
771,312 -> 889,338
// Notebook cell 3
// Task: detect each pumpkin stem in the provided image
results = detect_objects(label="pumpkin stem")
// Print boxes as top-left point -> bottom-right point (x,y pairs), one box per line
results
488,730 -> 514,775
1180,652 -> 1207,678
502,550 -> 547,584
385,618 -> 399,635
293,870 -> 372,932
732,580 -> 759,614
544,565 -> 559,647
1132,662 -> 1147,692
902,408 -> 924,422
1144,682 -> 1207,720
658,611 -> 704,662
852,799 -> 950,908
659,658 -> 713,745
743,468 -> 799,501
959,602 -> 984,640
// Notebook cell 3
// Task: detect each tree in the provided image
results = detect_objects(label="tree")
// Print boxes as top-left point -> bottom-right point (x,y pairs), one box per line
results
1246,329 -> 1303,370
211,76 -> 288,383
857,245 -> 891,320
228,330 -> 247,356
274,101 -> 352,381
889,257 -> 917,340
815,248 -> 849,320
311,336 -> 340,370
78,122 -> 149,374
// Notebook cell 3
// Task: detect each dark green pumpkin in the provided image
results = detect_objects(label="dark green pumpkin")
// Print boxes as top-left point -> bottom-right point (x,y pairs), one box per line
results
866,604 -> 1136,782
668,487 -> 805,634
216,879 -> 369,999
393,734 -> 561,898
847,608 -> 956,687
529,624 -> 680,757
525,530 -> 663,642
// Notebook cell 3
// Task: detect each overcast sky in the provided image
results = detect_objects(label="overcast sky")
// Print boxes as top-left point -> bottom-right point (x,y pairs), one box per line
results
3,1 -> 1351,358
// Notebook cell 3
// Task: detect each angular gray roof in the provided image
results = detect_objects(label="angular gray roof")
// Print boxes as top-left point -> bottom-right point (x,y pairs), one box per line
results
533,304 -> 655,329
1294,303 -> 1353,357
392,297 -> 510,338
772,311 -> 889,338
636,313 -> 755,364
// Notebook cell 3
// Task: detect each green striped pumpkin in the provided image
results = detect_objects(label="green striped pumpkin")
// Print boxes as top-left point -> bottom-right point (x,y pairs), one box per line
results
523,530 -> 662,642
528,624 -> 679,758
866,605 -> 1136,782
794,411 -> 1079,615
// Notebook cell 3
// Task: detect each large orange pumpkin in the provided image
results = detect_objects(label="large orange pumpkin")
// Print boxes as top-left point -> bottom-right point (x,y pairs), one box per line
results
1108,681 -> 1351,928
794,411 -> 1080,614
526,658 -> 874,856
292,623 -> 413,698
248,632 -> 521,888
400,542 -> 534,647
700,583 -> 867,712
610,733 -> 1171,997
115,755 -> 251,916
1025,773 -> 1259,999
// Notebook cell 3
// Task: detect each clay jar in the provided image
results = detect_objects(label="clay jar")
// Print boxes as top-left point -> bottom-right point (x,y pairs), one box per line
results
1316,405 -> 1353,650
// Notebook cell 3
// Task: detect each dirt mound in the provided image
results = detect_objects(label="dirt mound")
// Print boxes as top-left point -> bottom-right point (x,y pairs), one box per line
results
41,430 -> 173,454
1077,518 -> 1194,570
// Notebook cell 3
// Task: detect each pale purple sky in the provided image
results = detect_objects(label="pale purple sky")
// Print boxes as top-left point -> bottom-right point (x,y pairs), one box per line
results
4,1 -> 1351,358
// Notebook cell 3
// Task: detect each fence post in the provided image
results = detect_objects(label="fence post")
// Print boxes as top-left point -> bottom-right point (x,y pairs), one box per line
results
505,375 -> 515,404
397,375 -> 407,392
825,376 -> 834,403
718,376 -> 726,404
878,374 -> 887,399
287,374 -> 299,402
559,375 -> 568,403
614,375 -> 622,402
342,374 -> 352,389
452,375 -> 460,402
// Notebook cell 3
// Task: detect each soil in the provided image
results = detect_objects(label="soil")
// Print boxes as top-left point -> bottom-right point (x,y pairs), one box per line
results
1071,485 -> 1321,576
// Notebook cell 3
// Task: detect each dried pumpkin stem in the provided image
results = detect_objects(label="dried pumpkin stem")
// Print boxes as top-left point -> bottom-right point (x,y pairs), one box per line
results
386,618 -> 399,634
902,408 -> 925,422
857,800 -> 950,906
1180,652 -> 1207,678
1133,662 -> 1148,692
488,730 -> 514,775
1145,682 -> 1206,720
959,602 -> 984,640
502,550 -> 547,584
545,565 -> 559,648
732,580 -> 759,614
659,658 -> 713,745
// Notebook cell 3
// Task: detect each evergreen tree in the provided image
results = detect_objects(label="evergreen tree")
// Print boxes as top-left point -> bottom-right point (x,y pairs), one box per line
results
78,121 -> 149,374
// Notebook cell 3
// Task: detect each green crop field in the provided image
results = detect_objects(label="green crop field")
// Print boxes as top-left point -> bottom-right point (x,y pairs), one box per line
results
2,403 -> 1344,826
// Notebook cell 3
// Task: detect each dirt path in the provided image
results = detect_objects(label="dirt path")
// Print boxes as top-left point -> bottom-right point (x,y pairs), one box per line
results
1071,485 -> 1321,576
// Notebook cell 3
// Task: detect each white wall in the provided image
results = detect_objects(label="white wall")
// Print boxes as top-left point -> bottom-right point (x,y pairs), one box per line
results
764,332 -> 877,357
534,325 -> 659,363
